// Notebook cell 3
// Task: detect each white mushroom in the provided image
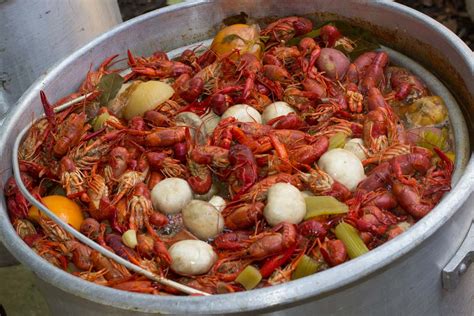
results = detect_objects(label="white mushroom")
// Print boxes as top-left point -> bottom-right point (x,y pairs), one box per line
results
264,183 -> 306,226
343,138 -> 367,161
151,178 -> 193,214
318,148 -> 366,191
208,195 -> 226,212
182,200 -> 224,240
169,240 -> 217,276
221,104 -> 262,123
261,101 -> 295,124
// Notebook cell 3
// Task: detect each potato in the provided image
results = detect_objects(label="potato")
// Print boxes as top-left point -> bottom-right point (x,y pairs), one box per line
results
316,48 -> 350,80
264,183 -> 306,226
221,104 -> 262,123
123,81 -> 174,120
318,148 -> 366,191
261,101 -> 295,124
182,200 -> 224,240
169,240 -> 217,276
151,178 -> 193,214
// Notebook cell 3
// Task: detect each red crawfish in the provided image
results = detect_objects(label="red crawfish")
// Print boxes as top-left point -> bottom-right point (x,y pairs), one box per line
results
387,66 -> 428,102
130,126 -> 188,147
244,222 -> 298,260
266,113 -> 308,131
53,112 -> 90,157
5,177 -> 30,220
127,49 -> 192,80
227,144 -> 258,199
360,52 -> 389,94
320,239 -> 348,267
214,231 -> 252,251
223,202 -> 264,230
392,149 -> 452,220
187,158 -> 212,195
190,145 -> 230,169
90,251 -> 131,281
300,167 -> 351,201
176,75 -> 205,103
146,151 -> 188,178
261,16 -> 313,43
237,53 -> 263,100
236,173 -> 302,203
59,156 -> 85,199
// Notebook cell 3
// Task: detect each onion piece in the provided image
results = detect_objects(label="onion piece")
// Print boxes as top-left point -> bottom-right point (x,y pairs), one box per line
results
343,138 -> 367,161
221,104 -> 262,123
261,101 -> 295,123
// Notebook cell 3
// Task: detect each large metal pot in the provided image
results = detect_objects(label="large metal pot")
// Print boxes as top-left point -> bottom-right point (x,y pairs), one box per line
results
0,1 -> 473,315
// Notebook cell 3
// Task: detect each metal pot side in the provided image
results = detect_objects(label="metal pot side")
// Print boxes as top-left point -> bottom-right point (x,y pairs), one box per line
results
0,1 -> 472,315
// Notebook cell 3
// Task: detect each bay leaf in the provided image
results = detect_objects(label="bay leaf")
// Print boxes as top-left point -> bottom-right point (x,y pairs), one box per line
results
98,73 -> 124,106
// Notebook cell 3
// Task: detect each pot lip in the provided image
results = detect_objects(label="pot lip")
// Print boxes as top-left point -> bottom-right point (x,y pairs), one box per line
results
1,0 -> 473,314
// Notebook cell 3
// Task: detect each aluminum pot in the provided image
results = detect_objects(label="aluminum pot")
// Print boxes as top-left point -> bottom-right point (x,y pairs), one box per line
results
0,0 -> 122,267
0,1 -> 473,315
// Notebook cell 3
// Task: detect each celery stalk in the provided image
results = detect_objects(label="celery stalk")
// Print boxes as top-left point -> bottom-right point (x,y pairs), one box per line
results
305,196 -> 349,220
235,265 -> 262,290
292,255 -> 320,280
334,222 -> 369,259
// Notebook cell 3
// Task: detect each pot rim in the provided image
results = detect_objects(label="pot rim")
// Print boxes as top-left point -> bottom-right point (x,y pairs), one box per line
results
0,0 -> 473,314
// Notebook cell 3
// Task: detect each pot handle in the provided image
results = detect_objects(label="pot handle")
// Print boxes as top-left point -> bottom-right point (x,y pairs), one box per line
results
442,222 -> 474,290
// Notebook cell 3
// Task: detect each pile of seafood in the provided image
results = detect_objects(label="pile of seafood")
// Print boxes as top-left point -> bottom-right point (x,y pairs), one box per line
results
5,16 -> 455,295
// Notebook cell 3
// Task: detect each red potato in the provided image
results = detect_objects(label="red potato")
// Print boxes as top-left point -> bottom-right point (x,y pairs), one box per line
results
316,48 -> 350,80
